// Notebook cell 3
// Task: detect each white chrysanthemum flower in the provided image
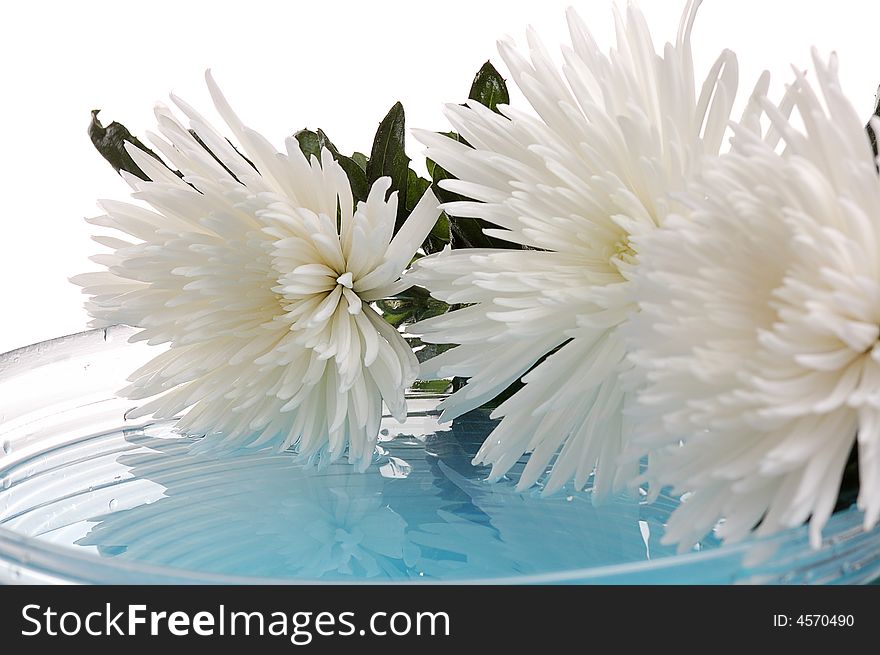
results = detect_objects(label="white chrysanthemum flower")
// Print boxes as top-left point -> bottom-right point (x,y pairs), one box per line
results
407,0 -> 739,498
628,50 -> 880,549
73,72 -> 440,469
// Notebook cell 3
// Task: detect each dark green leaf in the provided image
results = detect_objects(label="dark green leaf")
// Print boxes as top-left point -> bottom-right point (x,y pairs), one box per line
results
351,152 -> 368,172
451,217 -> 494,249
367,102 -> 410,228
317,129 -> 340,157
294,129 -> 321,161
427,156 -> 464,205
413,160 -> 452,252
426,136 -> 469,207
424,211 -> 451,254
375,286 -> 449,328
423,62 -> 517,250
294,128 -> 339,162
402,62 -> 519,402
834,443 -> 860,513
88,110 -> 175,182
425,133 -> 471,206
406,168 -> 431,211
336,154 -> 370,204
427,152 -> 516,250
294,129 -> 369,203
468,61 -> 510,114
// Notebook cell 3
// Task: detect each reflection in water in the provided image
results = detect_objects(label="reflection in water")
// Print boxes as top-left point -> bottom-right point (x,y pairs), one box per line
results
77,408 -> 675,580
408,463 -> 647,578
4,329 -> 879,583
78,440 -> 417,580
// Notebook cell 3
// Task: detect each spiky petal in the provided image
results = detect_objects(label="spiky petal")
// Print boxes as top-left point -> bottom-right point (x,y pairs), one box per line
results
73,72 -> 440,469
409,1 -> 739,498
628,49 -> 880,549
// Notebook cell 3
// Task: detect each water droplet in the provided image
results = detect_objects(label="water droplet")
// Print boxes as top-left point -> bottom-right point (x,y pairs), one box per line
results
1,441 -> 10,455
109,499 -> 118,511
418,571 -> 425,577
565,495 -> 573,502
2,477 -> 10,490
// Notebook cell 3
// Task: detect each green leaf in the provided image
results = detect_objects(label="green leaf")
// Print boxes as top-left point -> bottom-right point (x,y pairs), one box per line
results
424,211 -> 451,254
336,155 -> 370,204
294,128 -> 339,161
317,129 -> 340,157
88,110 -> 176,182
406,165 -> 449,256
426,133 -> 471,206
375,286 -> 449,328
834,444 -> 860,514
427,148 -> 512,250
367,102 -> 410,228
294,129 -> 369,203
403,62 -> 518,404
410,378 -> 453,393
293,129 -> 321,161
426,135 -> 469,208
451,217 -> 494,249
427,156 -> 463,205
406,168 -> 431,212
351,152 -> 368,172
468,61 -> 510,114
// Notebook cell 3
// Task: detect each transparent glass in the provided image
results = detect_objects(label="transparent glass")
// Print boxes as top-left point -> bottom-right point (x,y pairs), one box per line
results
0,326 -> 878,584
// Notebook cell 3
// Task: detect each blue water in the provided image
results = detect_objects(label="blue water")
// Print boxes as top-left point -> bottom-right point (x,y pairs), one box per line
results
3,328 -> 878,582
62,410 -> 692,581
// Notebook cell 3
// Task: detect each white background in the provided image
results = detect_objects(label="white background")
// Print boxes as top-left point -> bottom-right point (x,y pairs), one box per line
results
2,0 -> 880,354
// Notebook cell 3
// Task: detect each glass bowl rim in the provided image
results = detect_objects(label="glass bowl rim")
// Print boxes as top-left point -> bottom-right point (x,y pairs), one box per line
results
0,326 -> 868,584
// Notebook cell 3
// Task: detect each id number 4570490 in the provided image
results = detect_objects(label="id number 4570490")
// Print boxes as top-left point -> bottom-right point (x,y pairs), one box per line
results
773,614 -> 854,627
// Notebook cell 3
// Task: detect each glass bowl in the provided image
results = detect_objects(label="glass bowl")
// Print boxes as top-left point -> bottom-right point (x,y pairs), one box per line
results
0,326 -> 878,584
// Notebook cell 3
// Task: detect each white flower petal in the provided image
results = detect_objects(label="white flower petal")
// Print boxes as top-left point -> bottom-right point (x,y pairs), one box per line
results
628,49 -> 880,548
413,1 -> 740,493
75,75 -> 428,470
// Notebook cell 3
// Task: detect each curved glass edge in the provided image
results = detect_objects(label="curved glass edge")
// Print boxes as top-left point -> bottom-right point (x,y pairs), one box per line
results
0,326 -> 878,585
0,324 -> 141,369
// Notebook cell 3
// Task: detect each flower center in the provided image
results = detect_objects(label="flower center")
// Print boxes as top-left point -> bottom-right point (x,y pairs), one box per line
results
611,234 -> 637,269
